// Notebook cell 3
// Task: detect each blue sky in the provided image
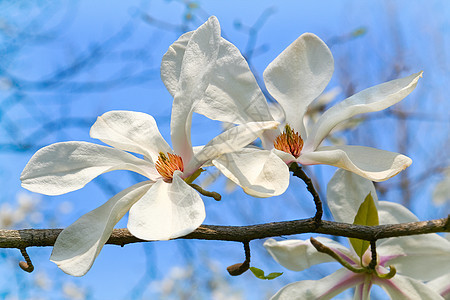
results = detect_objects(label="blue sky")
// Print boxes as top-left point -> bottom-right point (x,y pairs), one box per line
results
1,1 -> 449,299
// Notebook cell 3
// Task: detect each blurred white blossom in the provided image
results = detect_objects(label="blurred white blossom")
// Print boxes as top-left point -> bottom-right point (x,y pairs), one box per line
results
432,167 -> 450,205
62,282 -> 86,300
0,192 -> 41,229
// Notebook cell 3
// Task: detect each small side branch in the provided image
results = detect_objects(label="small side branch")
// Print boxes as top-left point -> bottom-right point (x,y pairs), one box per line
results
227,241 -> 251,276
19,248 -> 34,273
289,163 -> 323,224
368,240 -> 377,270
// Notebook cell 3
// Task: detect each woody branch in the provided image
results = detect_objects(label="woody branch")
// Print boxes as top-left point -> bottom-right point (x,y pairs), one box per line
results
1,215 -> 448,249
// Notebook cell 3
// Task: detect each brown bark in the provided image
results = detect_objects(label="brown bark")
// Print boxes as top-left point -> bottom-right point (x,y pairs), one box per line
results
1,216 -> 448,249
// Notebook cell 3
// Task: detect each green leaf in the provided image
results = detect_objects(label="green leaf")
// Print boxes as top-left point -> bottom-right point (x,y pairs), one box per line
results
266,272 -> 284,280
349,193 -> 379,259
249,267 -> 283,280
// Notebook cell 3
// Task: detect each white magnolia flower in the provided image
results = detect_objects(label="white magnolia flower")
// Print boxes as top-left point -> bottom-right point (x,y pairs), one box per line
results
20,17 -> 278,276
264,170 -> 450,300
163,25 -> 422,197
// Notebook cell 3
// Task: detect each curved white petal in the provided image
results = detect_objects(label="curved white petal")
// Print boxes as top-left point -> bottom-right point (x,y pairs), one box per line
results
427,273 -> 450,299
298,145 -> 412,182
273,148 -> 297,164
264,237 -> 357,272
161,31 -> 194,96
304,72 -> 422,151
21,142 -> 157,195
127,172 -> 205,240
194,37 -> 273,124
161,19 -> 272,126
264,33 -> 334,137
50,181 -> 152,276
90,110 -> 172,162
171,16 -> 221,163
378,233 -> 450,281
212,148 -> 289,197
270,269 -> 363,300
327,169 -> 378,223
185,121 -> 279,176
375,274 -> 444,300
377,201 -> 419,224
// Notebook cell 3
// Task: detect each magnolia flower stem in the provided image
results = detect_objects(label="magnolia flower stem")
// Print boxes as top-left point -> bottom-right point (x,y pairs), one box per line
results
368,240 -> 377,270
310,237 -> 365,273
289,163 -> 323,224
227,241 -> 251,276
18,248 -> 34,273
188,183 -> 222,201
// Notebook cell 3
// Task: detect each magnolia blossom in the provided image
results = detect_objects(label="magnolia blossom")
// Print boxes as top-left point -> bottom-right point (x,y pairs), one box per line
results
163,21 -> 422,197
20,17 -> 278,276
264,170 -> 450,300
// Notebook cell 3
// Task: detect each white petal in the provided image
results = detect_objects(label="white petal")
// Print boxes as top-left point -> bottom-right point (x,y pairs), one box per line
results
212,148 -> 289,197
272,148 -> 297,164
270,269 -> 363,300
377,201 -> 419,224
170,16 -> 221,163
298,145 -> 412,182
378,232 -> 450,281
264,237 -> 357,272
127,172 -> 205,240
376,274 -> 444,300
193,37 -> 273,124
427,273 -> 450,299
161,31 -> 194,96
161,19 -> 272,126
326,169 -> 378,223
185,121 -> 279,176
264,33 -> 334,137
90,110 -> 172,162
50,181 -> 152,276
304,72 -> 422,151
21,142 -> 157,195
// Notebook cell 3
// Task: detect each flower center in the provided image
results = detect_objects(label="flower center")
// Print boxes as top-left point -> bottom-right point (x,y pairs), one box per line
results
273,124 -> 303,158
155,152 -> 184,182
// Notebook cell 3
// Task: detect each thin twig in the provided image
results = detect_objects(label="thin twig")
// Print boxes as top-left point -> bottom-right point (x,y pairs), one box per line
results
18,248 -> 34,273
227,241 -> 251,276
289,163 -> 323,224
368,240 -> 377,270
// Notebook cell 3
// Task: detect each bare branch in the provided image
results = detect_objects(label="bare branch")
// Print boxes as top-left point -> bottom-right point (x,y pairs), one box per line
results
1,216 -> 448,249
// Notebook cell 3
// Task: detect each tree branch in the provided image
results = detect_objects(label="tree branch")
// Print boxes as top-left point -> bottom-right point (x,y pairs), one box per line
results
1,216 -> 448,249
289,163 -> 323,224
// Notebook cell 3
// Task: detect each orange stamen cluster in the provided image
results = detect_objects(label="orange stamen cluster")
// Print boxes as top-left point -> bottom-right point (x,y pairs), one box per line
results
155,152 -> 184,182
273,124 -> 303,158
